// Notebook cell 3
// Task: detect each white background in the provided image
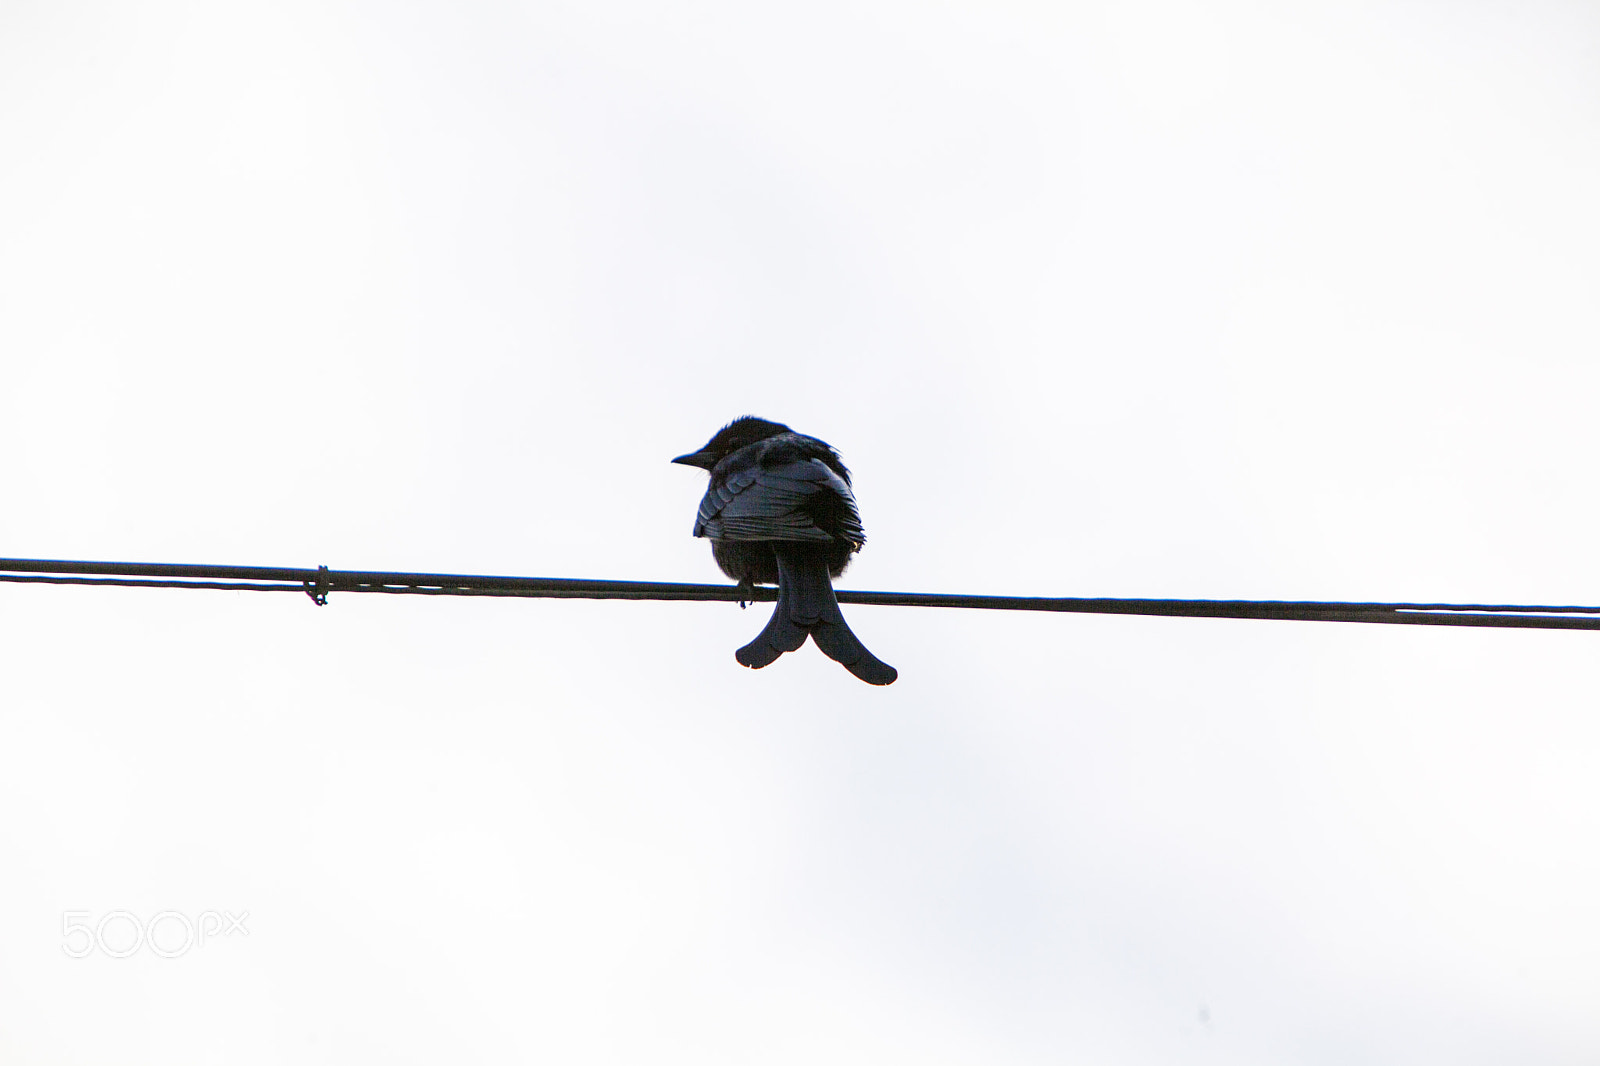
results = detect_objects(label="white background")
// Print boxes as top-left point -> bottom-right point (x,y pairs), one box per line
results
2,1 -> 1598,1062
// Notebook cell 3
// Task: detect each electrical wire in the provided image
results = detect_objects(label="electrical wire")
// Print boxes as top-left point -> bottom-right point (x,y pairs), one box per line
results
2,557 -> 1597,630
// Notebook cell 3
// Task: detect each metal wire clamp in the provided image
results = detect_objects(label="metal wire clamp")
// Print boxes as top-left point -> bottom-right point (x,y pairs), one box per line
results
304,565 -> 331,606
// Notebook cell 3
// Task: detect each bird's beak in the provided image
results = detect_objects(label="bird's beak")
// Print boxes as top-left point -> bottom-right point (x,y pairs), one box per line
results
671,450 -> 717,469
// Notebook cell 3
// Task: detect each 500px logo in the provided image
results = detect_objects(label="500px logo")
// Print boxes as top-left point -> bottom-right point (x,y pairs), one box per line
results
62,910 -> 250,959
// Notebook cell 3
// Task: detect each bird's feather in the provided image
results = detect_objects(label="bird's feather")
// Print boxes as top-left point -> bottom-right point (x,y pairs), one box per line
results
695,451 -> 864,545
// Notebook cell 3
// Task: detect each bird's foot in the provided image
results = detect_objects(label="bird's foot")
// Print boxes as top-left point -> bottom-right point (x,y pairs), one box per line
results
735,578 -> 756,609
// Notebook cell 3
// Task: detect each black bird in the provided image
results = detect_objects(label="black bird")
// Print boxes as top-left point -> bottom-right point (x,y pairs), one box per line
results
673,417 -> 897,685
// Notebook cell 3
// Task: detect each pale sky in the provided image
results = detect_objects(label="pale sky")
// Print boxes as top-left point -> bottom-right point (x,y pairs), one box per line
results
2,1 -> 1599,1062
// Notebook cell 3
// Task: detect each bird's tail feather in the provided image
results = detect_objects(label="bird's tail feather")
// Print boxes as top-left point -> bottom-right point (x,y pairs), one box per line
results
735,545 -> 898,686
733,582 -> 808,669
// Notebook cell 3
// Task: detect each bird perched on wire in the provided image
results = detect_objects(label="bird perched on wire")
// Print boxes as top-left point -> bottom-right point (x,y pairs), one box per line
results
672,417 -> 897,685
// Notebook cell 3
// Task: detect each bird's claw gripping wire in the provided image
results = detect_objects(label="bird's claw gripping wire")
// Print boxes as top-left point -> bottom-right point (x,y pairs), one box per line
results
735,578 -> 755,609
304,565 -> 330,606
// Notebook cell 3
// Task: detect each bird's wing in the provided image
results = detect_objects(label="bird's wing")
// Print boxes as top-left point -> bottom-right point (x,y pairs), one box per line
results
696,457 -> 865,543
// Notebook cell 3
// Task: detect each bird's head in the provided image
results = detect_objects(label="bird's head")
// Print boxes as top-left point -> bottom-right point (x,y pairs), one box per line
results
671,416 -> 791,470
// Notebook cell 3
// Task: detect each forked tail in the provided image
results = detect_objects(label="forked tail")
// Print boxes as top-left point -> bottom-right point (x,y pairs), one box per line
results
735,544 -> 897,685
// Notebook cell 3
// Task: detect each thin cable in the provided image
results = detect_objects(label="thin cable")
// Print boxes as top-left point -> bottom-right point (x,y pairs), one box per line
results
3,556 -> 1597,631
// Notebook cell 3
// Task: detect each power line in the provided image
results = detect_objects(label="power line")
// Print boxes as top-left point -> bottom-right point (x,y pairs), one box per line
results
2,556 -> 1597,631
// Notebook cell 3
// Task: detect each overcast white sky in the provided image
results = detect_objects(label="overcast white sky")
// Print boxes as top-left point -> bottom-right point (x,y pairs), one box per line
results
2,0 -> 1599,1062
